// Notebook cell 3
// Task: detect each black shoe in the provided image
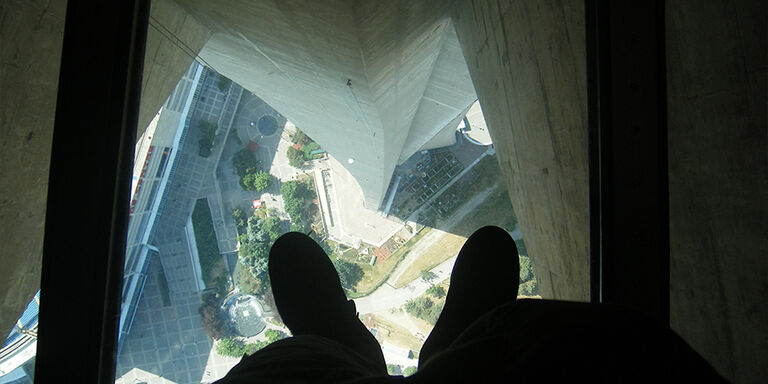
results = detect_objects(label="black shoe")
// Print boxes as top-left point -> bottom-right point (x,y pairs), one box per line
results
419,225 -> 520,367
268,232 -> 385,371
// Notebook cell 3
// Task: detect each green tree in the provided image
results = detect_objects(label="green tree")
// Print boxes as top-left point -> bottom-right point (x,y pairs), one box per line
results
242,170 -> 272,191
404,297 -> 443,325
287,146 -> 305,167
233,149 -> 259,178
252,170 -> 272,191
426,284 -> 445,299
334,259 -> 364,292
280,181 -> 309,231
280,180 -> 301,199
420,270 -> 436,283
216,338 -> 245,357
264,329 -> 287,344
246,216 -> 268,243
261,216 -> 282,242
404,366 -> 417,376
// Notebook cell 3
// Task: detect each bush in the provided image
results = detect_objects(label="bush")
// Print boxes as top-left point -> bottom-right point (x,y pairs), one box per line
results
404,297 -> 443,325
420,270 -> 436,283
199,293 -> 230,340
261,216 -> 282,242
264,329 -> 287,344
404,366 -> 417,376
216,338 -> 245,357
426,284 -> 445,299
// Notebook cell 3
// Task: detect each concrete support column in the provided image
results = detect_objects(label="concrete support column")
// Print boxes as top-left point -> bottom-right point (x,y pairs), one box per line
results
452,0 -> 590,300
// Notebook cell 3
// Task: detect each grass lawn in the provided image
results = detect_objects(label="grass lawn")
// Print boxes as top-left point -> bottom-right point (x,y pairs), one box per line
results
350,228 -> 431,297
192,198 -> 229,292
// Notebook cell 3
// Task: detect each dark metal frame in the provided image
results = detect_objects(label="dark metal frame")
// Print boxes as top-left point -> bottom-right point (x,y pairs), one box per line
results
34,1 -> 149,383
586,0 -> 670,324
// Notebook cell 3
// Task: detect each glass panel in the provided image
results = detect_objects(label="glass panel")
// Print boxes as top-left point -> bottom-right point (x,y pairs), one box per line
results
114,60 -> 536,383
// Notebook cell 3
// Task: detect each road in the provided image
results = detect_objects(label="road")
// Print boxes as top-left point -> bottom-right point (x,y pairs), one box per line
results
355,255 -> 457,314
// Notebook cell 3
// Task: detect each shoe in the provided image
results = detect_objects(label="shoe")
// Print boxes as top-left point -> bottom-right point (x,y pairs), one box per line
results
268,232 -> 385,370
419,225 -> 520,367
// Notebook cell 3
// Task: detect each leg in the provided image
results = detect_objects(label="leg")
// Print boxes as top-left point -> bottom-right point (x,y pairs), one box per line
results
419,225 -> 519,367
268,232 -> 386,373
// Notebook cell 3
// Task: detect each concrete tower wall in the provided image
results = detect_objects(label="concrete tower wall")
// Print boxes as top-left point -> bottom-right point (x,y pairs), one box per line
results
178,0 -> 476,208
452,0 -> 591,301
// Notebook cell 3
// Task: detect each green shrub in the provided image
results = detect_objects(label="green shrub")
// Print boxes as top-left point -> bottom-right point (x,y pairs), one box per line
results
242,170 -> 272,191
387,364 -> 402,375
404,297 -> 443,325
216,338 -> 245,357
426,284 -> 445,299
264,329 -> 287,344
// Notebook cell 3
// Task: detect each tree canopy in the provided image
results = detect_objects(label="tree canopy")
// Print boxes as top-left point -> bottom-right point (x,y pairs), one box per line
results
287,146 -> 305,167
280,180 -> 310,231
242,170 -> 272,191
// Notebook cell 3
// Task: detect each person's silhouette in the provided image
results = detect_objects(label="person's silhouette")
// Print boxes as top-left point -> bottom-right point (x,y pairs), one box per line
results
215,226 -> 725,383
